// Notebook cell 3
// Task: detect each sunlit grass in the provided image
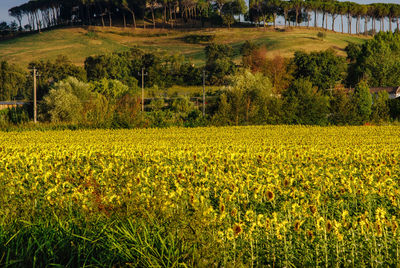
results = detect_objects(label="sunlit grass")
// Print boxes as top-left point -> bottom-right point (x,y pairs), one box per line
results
0,26 -> 369,68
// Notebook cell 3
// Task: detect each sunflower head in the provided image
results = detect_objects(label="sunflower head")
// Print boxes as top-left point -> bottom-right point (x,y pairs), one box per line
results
294,220 -> 301,232
326,220 -> 333,233
266,190 -> 275,201
233,223 -> 243,236
309,205 -> 317,215
283,179 -> 290,187
307,230 -> 314,242
220,203 -> 225,213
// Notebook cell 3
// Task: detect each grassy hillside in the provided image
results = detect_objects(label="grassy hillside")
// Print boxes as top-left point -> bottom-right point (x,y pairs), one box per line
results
0,26 -> 369,68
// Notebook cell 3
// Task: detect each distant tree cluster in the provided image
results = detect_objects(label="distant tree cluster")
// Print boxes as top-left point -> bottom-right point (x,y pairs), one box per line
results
2,30 -> 400,128
7,0 -> 400,34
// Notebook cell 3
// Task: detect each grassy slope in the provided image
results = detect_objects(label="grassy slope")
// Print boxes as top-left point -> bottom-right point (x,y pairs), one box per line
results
0,26 -> 369,69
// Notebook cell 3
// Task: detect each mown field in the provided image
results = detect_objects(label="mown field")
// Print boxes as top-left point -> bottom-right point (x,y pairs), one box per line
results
1,126 -> 400,266
0,26 -> 369,68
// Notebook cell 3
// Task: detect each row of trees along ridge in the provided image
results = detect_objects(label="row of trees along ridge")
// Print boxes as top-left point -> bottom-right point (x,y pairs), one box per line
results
7,0 -> 400,33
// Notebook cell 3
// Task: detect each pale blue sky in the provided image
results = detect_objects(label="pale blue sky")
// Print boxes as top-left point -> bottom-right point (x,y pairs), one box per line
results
0,0 -> 399,23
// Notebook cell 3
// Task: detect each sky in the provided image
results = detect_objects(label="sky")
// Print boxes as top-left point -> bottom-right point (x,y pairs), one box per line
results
0,0 -> 400,23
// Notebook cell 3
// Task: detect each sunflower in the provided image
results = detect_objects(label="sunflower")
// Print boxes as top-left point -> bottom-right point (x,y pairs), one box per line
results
326,220 -> 333,233
307,230 -> 314,242
233,223 -> 243,236
392,219 -> 398,233
309,205 -> 317,215
294,220 -> 302,232
219,203 -> 225,213
266,190 -> 275,201
283,178 -> 290,187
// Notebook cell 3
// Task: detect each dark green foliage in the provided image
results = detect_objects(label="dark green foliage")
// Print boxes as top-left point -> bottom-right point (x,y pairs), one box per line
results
183,34 -> 215,44
240,40 -> 259,56
28,56 -> 86,100
329,87 -> 356,125
91,78 -> 137,100
212,70 -> 279,125
7,106 -> 29,124
240,40 -> 260,69
85,51 -> 135,86
0,61 -> 27,100
293,49 -> 346,92
389,98 -> 400,121
346,32 -> 400,87
85,48 -> 202,89
371,91 -> 390,123
317,32 -> 326,40
345,42 -> 362,62
205,43 -> 234,64
205,43 -> 236,85
351,80 -> 372,124
283,79 -> 330,125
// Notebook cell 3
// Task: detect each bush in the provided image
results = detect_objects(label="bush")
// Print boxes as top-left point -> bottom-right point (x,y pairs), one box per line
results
43,77 -> 94,123
317,32 -> 326,40
351,80 -> 372,124
183,34 -> 214,44
283,78 -> 329,125
371,91 -> 390,123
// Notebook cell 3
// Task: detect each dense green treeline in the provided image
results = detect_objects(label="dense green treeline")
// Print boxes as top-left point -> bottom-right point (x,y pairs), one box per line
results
4,0 -> 400,36
1,31 -> 400,129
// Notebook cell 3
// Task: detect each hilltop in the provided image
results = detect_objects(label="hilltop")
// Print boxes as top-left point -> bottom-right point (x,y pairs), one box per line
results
0,26 -> 369,68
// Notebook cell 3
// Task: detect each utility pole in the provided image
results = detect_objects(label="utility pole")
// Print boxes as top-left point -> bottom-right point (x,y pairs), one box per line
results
138,68 -> 148,112
203,70 -> 206,117
32,67 -> 38,124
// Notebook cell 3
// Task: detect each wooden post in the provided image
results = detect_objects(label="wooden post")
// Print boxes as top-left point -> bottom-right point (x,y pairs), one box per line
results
33,67 -> 37,124
203,70 -> 206,117
139,68 -> 148,112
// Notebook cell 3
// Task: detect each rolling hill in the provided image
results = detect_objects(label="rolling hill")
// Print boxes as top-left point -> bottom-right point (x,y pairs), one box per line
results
0,26 -> 369,69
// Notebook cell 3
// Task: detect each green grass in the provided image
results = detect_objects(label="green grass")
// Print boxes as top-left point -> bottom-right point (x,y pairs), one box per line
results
0,26 -> 369,69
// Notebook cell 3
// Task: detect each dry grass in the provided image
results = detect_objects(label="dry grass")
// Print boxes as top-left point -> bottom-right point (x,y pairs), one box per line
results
0,26 -> 369,68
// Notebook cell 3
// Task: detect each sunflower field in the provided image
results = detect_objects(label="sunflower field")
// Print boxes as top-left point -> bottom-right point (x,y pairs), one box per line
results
1,126 -> 400,267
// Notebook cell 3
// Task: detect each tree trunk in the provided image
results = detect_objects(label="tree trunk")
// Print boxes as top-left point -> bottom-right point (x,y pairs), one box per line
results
164,5 -> 167,24
35,12 -> 41,33
365,16 -> 368,35
397,17 -> 399,32
284,11 -> 287,27
151,8 -> 155,29
131,12 -> 136,29
101,15 -> 105,27
314,10 -> 317,28
373,17 -> 375,34
52,7 -> 57,26
341,15 -> 344,33
332,16 -> 335,32
86,5 -> 91,25
123,13 -> 127,28
29,13 -> 34,31
169,6 -> 173,28
325,12 -> 328,29
348,14 -> 351,34
108,11 -> 112,27
356,16 -> 359,34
